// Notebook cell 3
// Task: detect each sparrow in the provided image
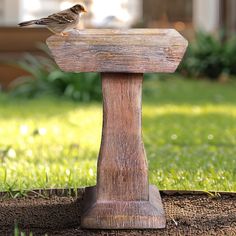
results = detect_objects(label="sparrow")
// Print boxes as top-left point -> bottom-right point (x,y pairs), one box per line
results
19,4 -> 87,36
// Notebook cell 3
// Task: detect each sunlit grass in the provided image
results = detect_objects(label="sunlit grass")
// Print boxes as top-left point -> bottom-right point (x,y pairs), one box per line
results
0,77 -> 236,192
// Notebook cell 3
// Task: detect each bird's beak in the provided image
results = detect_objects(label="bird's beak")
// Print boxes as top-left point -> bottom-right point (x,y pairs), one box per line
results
83,9 -> 87,13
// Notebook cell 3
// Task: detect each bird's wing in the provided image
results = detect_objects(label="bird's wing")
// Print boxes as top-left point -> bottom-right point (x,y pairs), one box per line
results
38,12 -> 76,25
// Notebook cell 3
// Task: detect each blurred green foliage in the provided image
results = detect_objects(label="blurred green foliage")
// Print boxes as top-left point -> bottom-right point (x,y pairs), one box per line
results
10,45 -> 101,102
9,32 -> 236,102
224,37 -> 236,75
179,32 -> 236,79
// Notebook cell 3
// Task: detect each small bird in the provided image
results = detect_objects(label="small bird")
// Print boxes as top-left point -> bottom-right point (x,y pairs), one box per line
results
19,4 -> 87,36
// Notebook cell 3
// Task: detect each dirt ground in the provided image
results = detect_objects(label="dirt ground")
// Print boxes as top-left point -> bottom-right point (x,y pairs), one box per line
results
0,189 -> 235,236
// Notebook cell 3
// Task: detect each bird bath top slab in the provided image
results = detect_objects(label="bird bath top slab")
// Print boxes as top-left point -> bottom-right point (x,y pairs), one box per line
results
46,29 -> 188,74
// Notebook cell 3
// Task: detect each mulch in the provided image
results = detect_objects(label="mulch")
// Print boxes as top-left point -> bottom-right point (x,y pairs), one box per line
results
0,189 -> 235,236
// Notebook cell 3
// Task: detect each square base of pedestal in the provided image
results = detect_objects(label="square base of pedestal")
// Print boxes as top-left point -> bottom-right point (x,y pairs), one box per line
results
81,185 -> 166,229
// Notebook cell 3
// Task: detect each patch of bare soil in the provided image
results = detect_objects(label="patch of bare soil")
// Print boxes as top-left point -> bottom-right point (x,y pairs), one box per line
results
0,190 -> 235,236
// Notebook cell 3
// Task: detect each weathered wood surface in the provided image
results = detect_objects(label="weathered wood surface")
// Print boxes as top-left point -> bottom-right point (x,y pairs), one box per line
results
98,73 -> 147,201
81,73 -> 166,229
82,185 -> 166,229
46,29 -> 188,73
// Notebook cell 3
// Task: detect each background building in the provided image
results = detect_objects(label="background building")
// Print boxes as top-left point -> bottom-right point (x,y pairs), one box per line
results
0,0 -> 235,89
0,0 -> 235,34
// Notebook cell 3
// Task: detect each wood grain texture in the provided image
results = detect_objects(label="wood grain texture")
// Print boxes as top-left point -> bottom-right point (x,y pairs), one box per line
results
46,29 -> 188,73
82,185 -> 166,229
98,73 -> 148,201
81,73 -> 166,229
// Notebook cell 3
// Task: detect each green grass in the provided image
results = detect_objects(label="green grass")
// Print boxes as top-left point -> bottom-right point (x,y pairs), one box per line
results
0,77 -> 236,192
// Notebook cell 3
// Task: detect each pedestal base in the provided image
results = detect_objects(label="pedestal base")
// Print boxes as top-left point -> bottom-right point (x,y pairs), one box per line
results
81,185 -> 166,229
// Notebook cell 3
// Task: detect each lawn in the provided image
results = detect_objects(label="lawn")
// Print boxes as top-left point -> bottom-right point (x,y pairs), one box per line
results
0,77 -> 236,193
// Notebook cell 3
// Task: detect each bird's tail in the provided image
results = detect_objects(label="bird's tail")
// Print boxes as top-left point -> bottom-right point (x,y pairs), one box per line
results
18,20 -> 37,27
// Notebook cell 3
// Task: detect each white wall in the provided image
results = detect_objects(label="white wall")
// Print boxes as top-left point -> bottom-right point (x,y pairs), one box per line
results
193,0 -> 220,33
2,0 -> 20,25
91,0 -> 142,28
0,0 -> 4,24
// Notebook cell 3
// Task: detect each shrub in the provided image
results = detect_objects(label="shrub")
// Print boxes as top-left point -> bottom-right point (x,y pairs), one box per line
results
10,45 -> 101,102
179,32 -> 225,79
223,37 -> 236,75
179,31 -> 236,80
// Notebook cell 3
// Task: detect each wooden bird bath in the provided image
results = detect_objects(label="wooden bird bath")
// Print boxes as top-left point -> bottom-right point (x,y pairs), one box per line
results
46,29 -> 188,229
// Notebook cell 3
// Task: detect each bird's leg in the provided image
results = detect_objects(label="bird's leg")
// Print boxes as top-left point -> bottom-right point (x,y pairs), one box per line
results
47,27 -> 68,37
61,32 -> 69,36
74,28 -> 80,34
